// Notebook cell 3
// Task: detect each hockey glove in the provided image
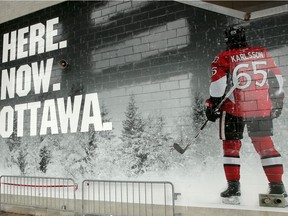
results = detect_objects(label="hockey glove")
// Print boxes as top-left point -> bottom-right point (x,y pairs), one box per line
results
271,99 -> 283,119
205,99 -> 220,122
268,73 -> 284,119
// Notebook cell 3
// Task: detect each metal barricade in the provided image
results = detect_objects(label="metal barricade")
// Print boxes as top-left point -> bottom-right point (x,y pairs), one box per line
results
0,175 -> 78,214
82,180 -> 180,216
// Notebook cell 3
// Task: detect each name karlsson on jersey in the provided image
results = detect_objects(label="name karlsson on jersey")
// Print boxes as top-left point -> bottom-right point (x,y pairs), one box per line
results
230,51 -> 264,63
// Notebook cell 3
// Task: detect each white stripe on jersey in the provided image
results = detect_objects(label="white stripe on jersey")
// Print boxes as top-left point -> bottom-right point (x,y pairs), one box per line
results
220,111 -> 226,140
275,74 -> 284,95
261,156 -> 282,167
223,157 -> 240,165
209,76 -> 227,97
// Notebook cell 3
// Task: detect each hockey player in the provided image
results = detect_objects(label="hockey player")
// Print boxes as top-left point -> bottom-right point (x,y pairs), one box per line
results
205,25 -> 287,204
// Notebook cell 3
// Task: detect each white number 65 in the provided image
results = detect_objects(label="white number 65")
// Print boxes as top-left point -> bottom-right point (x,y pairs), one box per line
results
232,61 -> 268,89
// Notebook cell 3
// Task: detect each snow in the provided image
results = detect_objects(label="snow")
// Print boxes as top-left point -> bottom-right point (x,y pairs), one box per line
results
133,160 -> 288,213
1,142 -> 288,213
1,96 -> 288,213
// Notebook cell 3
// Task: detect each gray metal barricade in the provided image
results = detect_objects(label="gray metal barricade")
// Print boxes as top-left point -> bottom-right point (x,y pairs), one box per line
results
82,180 -> 180,216
0,175 -> 78,214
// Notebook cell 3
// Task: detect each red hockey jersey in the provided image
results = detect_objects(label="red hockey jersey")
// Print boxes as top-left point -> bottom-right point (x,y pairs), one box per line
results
209,46 -> 284,118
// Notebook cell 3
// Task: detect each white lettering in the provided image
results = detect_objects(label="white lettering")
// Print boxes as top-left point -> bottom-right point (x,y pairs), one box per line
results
1,58 -> 54,99
40,99 -> 59,135
28,101 -> 41,136
15,103 -> 27,137
46,17 -> 59,52
0,94 -> 112,137
32,58 -> 53,94
17,27 -> 29,59
29,23 -> 45,56
16,64 -> 31,97
0,106 -> 14,138
81,93 -> 103,132
57,95 -> 82,133
1,67 -> 16,100
2,31 -> 17,63
1,17 -> 62,62
230,52 -> 265,63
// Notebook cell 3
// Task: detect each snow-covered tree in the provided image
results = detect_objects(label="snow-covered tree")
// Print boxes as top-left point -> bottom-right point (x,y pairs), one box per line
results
46,103 -> 117,180
141,115 -> 173,172
19,136 -> 43,176
6,117 -> 21,152
121,95 -> 145,141
120,94 -> 146,176
16,149 -> 27,175
192,92 -> 206,131
84,104 -> 115,164
39,145 -> 51,173
119,95 -> 173,176
5,117 -> 27,174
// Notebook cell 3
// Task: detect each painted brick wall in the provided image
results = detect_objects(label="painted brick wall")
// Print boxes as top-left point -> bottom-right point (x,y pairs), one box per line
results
59,1 -> 228,135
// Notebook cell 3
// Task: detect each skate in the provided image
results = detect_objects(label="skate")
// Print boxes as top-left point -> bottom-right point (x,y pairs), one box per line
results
268,182 -> 287,198
259,182 -> 288,207
221,181 -> 241,205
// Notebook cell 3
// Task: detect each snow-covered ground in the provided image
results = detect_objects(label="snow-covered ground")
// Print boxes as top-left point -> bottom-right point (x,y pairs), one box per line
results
1,116 -> 288,213
135,161 -> 288,213
1,152 -> 287,213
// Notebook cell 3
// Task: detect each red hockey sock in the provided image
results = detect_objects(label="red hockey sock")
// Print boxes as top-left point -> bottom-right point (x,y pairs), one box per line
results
223,140 -> 241,181
251,136 -> 283,183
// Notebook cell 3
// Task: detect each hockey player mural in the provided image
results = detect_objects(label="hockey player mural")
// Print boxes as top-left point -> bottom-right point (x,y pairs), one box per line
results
205,25 -> 287,204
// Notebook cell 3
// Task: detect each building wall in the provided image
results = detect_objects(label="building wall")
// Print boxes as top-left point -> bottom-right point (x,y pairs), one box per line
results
0,1 -> 229,137
1,0 -> 288,209
1,1 -> 288,136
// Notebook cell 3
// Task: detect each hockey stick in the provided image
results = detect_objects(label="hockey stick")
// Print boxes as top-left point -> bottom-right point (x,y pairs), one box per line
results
173,82 -> 239,154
